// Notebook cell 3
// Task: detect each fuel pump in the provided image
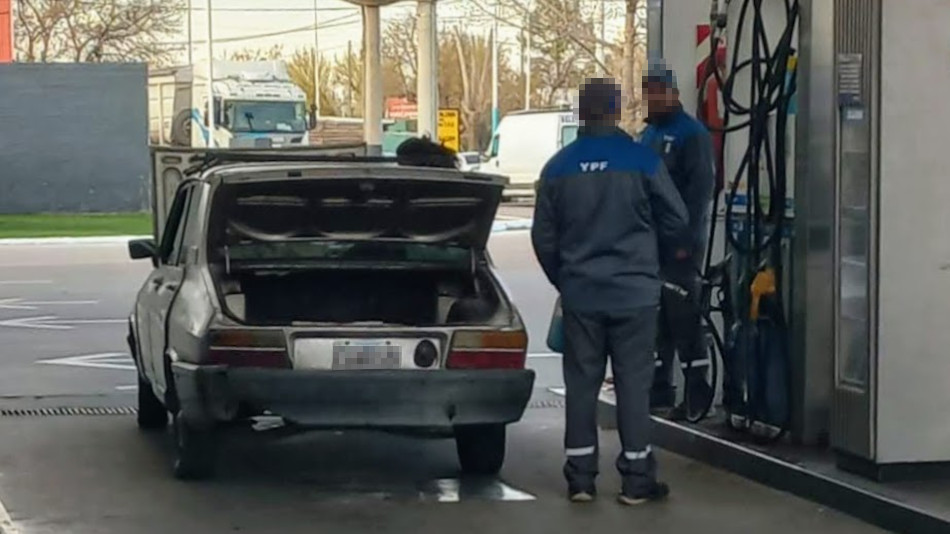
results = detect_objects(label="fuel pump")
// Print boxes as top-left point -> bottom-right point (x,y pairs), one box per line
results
698,0 -> 799,442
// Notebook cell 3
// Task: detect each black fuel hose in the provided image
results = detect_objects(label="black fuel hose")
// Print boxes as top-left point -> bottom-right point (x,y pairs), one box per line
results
696,0 -> 800,442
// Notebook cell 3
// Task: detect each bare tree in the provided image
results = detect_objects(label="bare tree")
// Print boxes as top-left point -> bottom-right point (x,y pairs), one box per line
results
526,0 -> 598,106
450,28 -> 494,151
620,0 -> 648,131
16,0 -> 185,63
226,45 -> 284,62
286,49 -> 343,117
334,42 -> 364,118
468,0 -> 647,131
382,14 -> 418,98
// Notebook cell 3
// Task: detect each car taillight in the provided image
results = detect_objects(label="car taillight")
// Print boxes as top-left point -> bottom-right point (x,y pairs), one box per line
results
447,330 -> 528,370
206,329 -> 290,369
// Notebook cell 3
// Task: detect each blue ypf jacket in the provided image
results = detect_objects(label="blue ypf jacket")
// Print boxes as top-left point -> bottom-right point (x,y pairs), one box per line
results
639,106 -> 716,263
531,124 -> 689,313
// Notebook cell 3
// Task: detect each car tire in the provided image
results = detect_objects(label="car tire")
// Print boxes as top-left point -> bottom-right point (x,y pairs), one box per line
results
172,414 -> 217,481
136,374 -> 168,430
455,424 -> 506,475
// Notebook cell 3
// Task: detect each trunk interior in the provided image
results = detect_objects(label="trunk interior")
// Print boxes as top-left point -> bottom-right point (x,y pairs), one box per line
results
212,266 -> 505,326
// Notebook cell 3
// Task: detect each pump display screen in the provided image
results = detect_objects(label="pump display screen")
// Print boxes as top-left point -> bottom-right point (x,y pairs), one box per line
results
225,100 -> 307,133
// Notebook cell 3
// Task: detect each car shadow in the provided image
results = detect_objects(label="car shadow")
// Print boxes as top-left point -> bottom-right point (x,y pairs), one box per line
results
141,421 -> 533,502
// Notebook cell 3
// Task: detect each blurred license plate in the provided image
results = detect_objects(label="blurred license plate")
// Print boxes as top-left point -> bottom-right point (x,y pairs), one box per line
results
332,340 -> 401,370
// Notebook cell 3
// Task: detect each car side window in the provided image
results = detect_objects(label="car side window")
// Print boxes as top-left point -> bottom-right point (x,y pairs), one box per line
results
159,186 -> 193,266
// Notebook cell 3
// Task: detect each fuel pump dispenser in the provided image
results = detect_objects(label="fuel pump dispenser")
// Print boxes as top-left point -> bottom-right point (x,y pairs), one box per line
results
695,0 -> 800,441
656,0 -> 950,483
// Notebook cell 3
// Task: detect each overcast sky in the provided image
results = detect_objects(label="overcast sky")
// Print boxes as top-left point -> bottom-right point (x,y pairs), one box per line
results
179,0 -> 488,63
175,0 -> 623,64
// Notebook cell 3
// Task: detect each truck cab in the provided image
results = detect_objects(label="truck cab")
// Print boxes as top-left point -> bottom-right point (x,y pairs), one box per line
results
149,60 -> 311,149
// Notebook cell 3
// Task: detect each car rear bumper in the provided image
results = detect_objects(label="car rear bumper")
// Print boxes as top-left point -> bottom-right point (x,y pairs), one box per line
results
172,363 -> 536,434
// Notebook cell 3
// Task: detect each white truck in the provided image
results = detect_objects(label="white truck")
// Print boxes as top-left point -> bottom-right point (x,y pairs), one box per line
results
148,60 -> 311,149
482,108 -> 578,198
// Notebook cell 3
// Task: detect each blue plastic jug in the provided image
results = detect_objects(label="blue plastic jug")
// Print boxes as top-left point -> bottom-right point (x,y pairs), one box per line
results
546,297 -> 564,353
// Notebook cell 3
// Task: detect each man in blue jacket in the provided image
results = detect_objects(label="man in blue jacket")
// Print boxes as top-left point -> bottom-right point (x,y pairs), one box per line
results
640,59 -> 717,421
532,78 -> 688,505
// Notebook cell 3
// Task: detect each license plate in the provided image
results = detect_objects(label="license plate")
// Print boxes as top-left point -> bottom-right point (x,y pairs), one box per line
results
331,340 -> 401,370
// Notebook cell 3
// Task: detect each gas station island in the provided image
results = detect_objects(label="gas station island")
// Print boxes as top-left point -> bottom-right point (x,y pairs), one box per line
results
594,1 -> 950,530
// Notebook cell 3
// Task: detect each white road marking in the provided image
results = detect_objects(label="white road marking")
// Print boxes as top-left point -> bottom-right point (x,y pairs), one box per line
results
115,385 -> 138,391
0,316 -> 67,330
50,319 -> 126,326
0,316 -> 125,330
528,352 -> 560,359
0,492 -> 20,534
0,280 -> 52,286
37,352 -> 135,371
0,298 -> 98,311
422,478 -> 535,502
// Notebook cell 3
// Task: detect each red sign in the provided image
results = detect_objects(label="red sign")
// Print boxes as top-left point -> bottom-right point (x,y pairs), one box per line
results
386,97 -> 418,119
0,0 -> 12,63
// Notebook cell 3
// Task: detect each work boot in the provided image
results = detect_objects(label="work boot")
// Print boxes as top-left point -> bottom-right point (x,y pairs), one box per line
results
617,481 -> 670,506
568,489 -> 596,503
649,385 -> 676,414
669,379 -> 714,422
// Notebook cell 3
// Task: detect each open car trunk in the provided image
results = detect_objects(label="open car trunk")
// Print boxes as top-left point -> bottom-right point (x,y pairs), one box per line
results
215,266 -> 505,326
206,165 -> 507,326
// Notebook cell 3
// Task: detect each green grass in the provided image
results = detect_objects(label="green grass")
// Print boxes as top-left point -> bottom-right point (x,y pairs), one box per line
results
0,212 -> 153,239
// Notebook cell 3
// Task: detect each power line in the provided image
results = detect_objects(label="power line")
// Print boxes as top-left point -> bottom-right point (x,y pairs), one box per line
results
157,12 -> 359,47
187,6 -> 357,13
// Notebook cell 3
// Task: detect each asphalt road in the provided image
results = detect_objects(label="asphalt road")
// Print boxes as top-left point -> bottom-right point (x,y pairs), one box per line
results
0,214 -> 884,533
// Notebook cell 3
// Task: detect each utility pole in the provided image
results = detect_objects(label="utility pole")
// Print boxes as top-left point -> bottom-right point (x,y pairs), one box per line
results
347,40 -> 354,116
363,5 -> 383,155
205,0 -> 214,147
187,0 -> 193,64
312,0 -> 320,119
417,0 -> 439,138
491,0 -> 499,135
524,26 -> 531,110
596,0 -> 606,76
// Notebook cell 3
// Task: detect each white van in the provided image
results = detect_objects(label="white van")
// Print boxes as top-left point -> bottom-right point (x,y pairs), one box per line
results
483,108 -> 578,199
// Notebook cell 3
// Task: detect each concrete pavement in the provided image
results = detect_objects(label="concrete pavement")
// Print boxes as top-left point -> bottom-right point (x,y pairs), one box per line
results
0,405 -> 883,534
0,224 -> 886,533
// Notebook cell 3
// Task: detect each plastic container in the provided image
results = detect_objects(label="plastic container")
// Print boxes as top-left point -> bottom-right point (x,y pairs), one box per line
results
546,296 -> 564,353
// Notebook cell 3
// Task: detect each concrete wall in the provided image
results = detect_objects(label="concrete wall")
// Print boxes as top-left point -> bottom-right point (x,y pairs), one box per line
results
0,63 -> 149,214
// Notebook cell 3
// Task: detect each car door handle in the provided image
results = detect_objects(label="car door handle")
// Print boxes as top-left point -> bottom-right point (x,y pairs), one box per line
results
159,282 -> 179,293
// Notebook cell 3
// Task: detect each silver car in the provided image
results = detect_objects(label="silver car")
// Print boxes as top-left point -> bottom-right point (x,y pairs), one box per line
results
127,151 -> 535,480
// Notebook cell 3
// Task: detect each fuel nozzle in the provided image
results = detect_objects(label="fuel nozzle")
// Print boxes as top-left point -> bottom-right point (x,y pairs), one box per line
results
749,267 -> 777,321
710,0 -> 729,29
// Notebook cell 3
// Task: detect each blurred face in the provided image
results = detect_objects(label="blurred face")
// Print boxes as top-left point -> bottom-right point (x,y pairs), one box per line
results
579,78 -> 622,125
642,81 -> 679,117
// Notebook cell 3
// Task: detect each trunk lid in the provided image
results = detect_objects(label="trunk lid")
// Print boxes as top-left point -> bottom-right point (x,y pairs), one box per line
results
150,144 -> 371,243
208,165 -> 506,251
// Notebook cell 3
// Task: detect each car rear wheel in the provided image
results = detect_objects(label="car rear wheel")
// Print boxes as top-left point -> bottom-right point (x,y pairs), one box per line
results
455,424 -> 506,475
172,414 -> 217,480
136,374 -> 168,430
